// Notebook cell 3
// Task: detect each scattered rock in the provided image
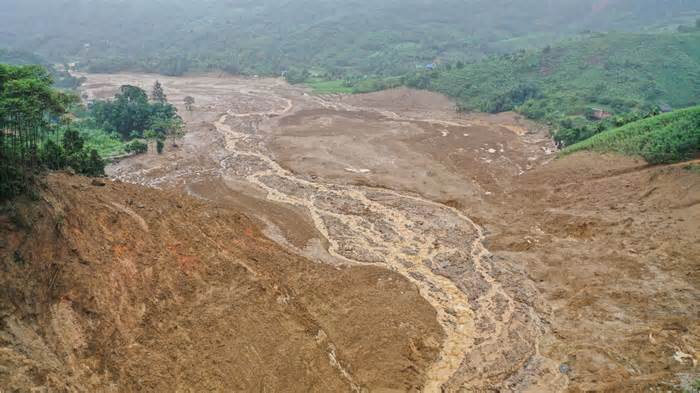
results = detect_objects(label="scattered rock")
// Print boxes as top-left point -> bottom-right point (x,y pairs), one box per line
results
673,351 -> 697,366
559,363 -> 572,374
13,250 -> 24,265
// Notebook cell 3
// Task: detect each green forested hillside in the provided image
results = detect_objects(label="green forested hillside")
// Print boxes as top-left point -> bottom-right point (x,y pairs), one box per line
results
0,48 -> 83,88
413,31 -> 700,145
0,0 -> 698,76
563,105 -> 700,164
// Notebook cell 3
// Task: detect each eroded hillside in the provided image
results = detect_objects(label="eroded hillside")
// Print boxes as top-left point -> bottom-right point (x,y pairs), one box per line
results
0,174 -> 443,392
1,74 -> 698,392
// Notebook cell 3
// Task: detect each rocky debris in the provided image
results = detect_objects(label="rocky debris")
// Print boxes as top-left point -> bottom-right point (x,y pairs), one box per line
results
559,363 -> 572,374
90,178 -> 106,187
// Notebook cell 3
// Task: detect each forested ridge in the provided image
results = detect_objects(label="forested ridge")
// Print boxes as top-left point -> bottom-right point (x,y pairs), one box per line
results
409,29 -> 700,146
0,48 -> 83,88
1,0 -> 698,76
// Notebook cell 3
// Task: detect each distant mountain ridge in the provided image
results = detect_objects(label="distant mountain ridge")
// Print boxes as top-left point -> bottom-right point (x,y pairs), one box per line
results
0,48 -> 82,88
0,0 -> 698,75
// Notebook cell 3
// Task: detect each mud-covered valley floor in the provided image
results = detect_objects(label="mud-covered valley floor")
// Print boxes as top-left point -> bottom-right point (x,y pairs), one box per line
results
2,74 -> 698,392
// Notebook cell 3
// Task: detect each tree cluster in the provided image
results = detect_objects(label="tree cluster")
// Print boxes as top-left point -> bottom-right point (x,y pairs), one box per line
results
0,64 -> 105,199
88,82 -> 183,154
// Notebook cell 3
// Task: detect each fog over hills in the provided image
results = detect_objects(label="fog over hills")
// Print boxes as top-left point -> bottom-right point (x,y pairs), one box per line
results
1,0 -> 698,75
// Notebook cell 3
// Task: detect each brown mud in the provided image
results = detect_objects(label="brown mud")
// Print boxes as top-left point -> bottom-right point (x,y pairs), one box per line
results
1,73 -> 698,392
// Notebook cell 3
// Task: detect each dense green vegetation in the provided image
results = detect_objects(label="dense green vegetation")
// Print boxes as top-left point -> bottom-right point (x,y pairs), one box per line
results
76,82 -> 183,158
1,0 -> 698,77
302,76 -> 403,94
562,105 -> 700,164
305,79 -> 355,94
89,85 -> 181,141
56,114 -> 128,158
0,64 -> 104,199
0,48 -> 84,89
0,62 -> 183,199
411,30 -> 700,146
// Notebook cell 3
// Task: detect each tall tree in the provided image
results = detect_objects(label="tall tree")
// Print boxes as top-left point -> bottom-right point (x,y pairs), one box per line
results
151,80 -> 166,103
91,85 -> 151,138
184,96 -> 195,111
0,64 -> 100,199
0,64 -> 74,123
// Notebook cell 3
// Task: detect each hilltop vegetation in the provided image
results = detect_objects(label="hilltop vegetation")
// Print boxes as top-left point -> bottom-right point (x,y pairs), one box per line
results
411,31 -> 700,146
0,0 -> 698,77
563,105 -> 700,164
0,48 -> 83,89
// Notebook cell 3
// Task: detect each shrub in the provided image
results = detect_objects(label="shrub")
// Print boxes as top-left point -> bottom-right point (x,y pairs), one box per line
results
41,140 -> 66,170
81,149 -> 106,176
0,165 -> 28,199
125,140 -> 148,154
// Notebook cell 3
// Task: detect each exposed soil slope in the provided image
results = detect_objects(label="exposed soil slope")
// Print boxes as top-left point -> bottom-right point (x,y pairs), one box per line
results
0,174 -> 442,392
488,154 -> 700,392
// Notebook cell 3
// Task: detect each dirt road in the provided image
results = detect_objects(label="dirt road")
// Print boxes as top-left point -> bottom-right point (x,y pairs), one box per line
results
78,74 -> 698,391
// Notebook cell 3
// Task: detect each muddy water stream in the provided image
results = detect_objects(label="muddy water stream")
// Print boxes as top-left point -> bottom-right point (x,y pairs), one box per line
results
101,74 -> 566,391
213,105 -> 538,390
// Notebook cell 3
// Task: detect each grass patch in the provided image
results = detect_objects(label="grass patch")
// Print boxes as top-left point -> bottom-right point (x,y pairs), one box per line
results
305,79 -> 355,94
305,76 -> 403,94
352,76 -> 403,93
80,128 -> 127,158
562,105 -> 700,164
54,123 -> 127,159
